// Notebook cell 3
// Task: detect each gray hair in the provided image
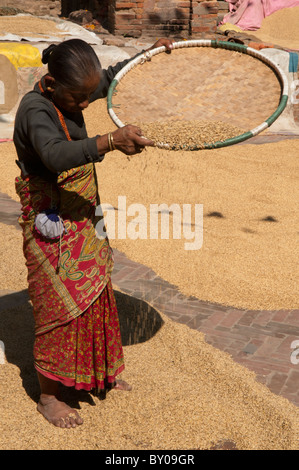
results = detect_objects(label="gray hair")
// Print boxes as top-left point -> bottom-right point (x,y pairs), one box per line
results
42,39 -> 101,89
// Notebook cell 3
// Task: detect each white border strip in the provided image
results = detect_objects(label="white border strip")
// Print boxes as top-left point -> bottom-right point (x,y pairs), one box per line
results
108,40 -> 289,144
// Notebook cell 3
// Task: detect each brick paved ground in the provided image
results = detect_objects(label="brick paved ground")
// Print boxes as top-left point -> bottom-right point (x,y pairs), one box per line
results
0,138 -> 298,410
111,248 -> 299,408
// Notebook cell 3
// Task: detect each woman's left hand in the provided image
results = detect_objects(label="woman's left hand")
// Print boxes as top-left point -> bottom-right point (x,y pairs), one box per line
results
146,38 -> 174,53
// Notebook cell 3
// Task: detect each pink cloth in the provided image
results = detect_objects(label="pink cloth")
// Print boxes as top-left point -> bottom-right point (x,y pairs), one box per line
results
222,0 -> 299,30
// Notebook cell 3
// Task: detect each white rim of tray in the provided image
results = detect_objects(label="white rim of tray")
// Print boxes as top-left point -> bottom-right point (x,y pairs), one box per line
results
107,40 -> 289,150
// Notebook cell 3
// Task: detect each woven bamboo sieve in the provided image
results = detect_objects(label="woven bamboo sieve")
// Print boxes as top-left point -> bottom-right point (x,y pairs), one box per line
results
107,40 -> 288,150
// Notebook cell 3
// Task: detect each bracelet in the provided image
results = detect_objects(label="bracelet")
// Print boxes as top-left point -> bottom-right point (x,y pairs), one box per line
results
108,133 -> 113,151
108,132 -> 116,151
110,132 -> 116,150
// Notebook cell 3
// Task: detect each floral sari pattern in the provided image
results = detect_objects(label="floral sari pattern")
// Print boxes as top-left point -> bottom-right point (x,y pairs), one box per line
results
15,163 -> 124,391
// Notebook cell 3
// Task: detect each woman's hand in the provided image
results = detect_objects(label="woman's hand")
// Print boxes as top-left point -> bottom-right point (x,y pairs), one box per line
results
146,38 -> 174,53
111,125 -> 154,155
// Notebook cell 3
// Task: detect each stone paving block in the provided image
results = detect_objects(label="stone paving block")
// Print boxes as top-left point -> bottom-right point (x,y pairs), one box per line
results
255,374 -> 268,385
252,351 -> 292,368
153,288 -> 181,304
253,310 -> 276,326
230,339 -> 249,350
186,314 -> 210,330
236,310 -> 258,326
112,250 -> 140,268
159,310 -> 185,322
199,326 -> 252,343
274,335 -> 298,356
124,264 -> 157,281
138,289 -> 162,304
200,311 -> 226,328
268,322 -> 299,337
286,310 -> 299,325
174,313 -> 198,325
283,370 -> 299,395
272,310 -> 293,322
253,336 -> 283,357
232,324 -> 278,339
111,265 -> 137,282
243,357 -> 293,375
116,286 -> 134,295
243,342 -> 259,355
207,335 -> 233,350
282,394 -> 299,407
153,301 -> 188,316
180,303 -> 218,314
219,310 -> 244,328
269,353 -> 298,371
266,371 -> 288,394
235,359 -> 276,378
113,278 -> 143,292
183,298 -> 229,313
247,338 -> 264,348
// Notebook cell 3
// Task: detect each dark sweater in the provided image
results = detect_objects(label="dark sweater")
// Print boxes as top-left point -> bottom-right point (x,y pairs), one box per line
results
13,56 -> 134,181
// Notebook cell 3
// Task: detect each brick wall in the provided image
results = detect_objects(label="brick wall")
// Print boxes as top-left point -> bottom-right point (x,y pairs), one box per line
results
111,0 -> 219,38
191,1 -> 218,35
0,0 -> 219,38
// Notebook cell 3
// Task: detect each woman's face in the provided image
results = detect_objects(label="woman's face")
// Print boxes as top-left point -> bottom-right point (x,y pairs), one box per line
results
53,73 -> 101,113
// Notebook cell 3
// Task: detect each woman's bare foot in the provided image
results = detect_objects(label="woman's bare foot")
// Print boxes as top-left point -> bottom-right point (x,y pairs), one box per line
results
37,394 -> 83,428
113,379 -> 132,391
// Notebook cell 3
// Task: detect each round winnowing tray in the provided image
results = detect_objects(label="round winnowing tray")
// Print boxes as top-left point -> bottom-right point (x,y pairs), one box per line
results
107,40 -> 288,150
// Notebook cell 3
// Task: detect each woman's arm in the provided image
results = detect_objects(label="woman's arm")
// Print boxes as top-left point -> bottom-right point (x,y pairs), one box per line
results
91,38 -> 174,101
16,96 -> 154,175
96,125 -> 154,156
26,106 -> 103,173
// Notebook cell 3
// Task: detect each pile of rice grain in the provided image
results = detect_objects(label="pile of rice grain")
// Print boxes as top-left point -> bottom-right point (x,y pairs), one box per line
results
254,6 -> 299,49
0,15 -> 64,37
136,120 -> 244,149
0,296 -> 298,450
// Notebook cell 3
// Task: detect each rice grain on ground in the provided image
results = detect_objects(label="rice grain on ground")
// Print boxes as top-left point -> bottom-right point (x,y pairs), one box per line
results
0,294 -> 298,450
0,15 -> 65,37
253,6 -> 299,50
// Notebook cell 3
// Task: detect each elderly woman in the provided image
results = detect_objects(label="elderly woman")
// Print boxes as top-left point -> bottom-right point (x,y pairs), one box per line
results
13,37 -> 173,429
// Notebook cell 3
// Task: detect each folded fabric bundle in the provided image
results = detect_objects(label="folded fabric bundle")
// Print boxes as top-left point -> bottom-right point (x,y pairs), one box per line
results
221,0 -> 299,31
35,209 -> 66,239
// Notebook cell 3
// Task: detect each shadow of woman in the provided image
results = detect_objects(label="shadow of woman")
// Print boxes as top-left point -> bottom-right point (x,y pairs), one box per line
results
0,290 -> 38,402
0,288 -> 164,407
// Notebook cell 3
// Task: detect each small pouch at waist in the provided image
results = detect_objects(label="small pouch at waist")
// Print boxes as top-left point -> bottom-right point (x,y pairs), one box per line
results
34,208 -> 67,240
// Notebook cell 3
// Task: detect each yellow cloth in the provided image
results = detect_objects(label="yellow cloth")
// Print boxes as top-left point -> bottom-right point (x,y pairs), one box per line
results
218,23 -> 243,33
0,43 -> 42,69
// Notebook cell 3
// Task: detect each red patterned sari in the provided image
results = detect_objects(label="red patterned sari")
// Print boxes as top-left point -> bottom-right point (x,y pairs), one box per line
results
15,156 -> 125,392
